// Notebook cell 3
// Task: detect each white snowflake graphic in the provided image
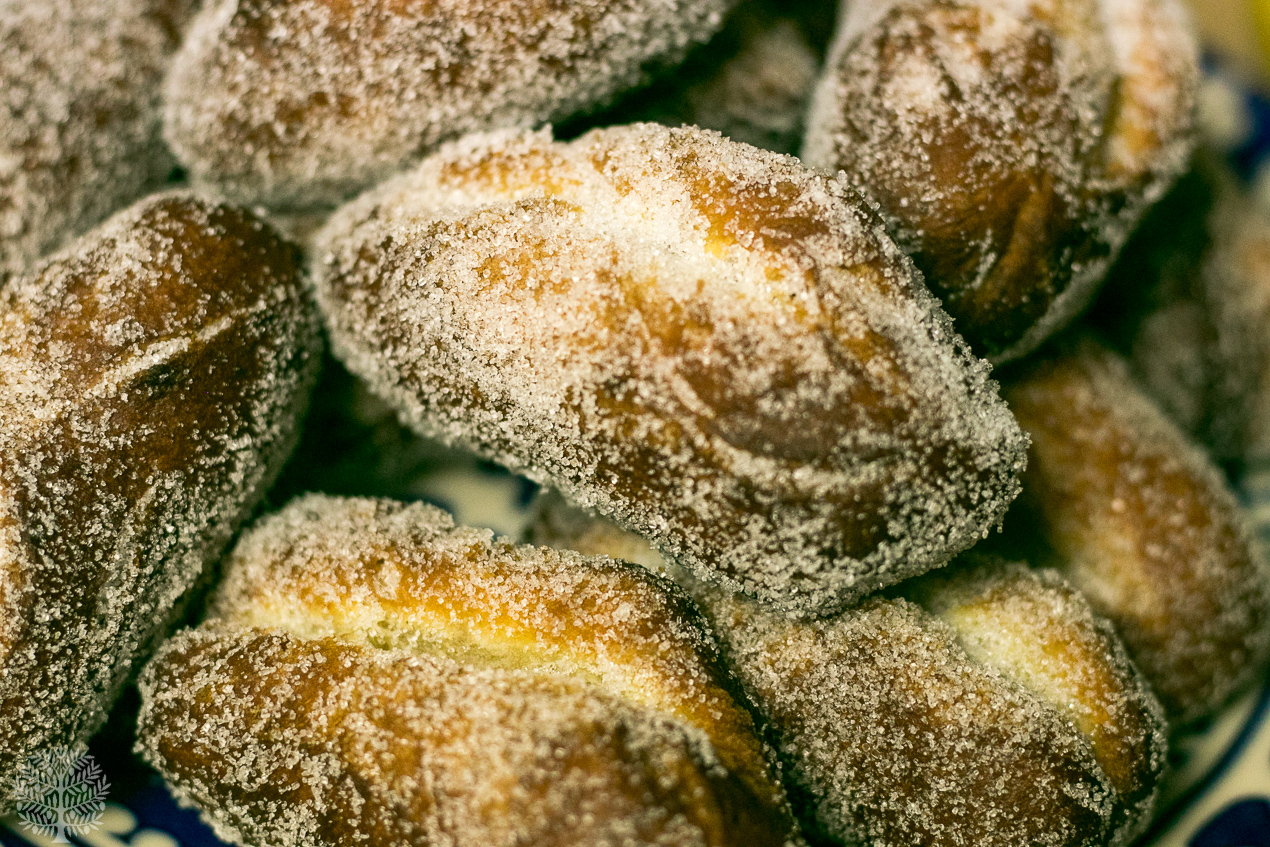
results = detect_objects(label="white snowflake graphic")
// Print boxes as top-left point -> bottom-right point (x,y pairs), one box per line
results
12,747 -> 110,844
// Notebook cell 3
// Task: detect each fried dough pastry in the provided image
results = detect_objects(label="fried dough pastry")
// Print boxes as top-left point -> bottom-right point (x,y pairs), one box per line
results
802,0 -> 1197,362
0,0 -> 198,283
1088,166 -> 1219,447
163,0 -> 737,211
311,123 -> 1029,617
662,5 -> 821,155
1002,337 -> 1270,724
0,193 -> 320,809
1110,171 -> 1270,468
1177,196 -> 1270,468
593,0 -> 828,155
135,495 -> 798,847
528,492 -> 1168,847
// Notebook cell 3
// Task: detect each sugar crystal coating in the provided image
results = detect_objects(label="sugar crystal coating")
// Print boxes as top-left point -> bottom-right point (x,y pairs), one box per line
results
164,0 -> 737,210
1120,171 -> 1270,467
802,0 -> 1197,362
0,192 -> 321,809
588,0 -> 828,155
673,8 -> 821,155
526,491 -> 1168,847
0,0 -> 198,283
312,123 -> 1028,617
1003,337 -> 1270,725
135,494 -> 798,847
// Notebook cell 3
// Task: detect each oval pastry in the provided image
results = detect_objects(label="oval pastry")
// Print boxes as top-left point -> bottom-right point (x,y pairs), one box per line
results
597,0 -> 828,155
802,0 -> 1197,362
1115,170 -> 1270,468
135,495 -> 797,847
0,0 -> 197,282
528,492 -> 1168,847
164,0 -> 736,210
1002,337 -> 1270,725
312,123 -> 1029,617
0,193 -> 320,805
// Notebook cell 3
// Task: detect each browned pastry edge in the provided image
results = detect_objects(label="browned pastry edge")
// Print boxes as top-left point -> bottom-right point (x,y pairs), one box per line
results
139,627 -> 795,847
1003,336 -> 1270,725
526,492 -> 1169,847
802,0 -> 1196,362
135,494 -> 798,847
0,192 -> 321,806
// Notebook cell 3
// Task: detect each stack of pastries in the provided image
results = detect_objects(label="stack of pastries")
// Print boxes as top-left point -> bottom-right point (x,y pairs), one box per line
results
2,1 -> 1268,846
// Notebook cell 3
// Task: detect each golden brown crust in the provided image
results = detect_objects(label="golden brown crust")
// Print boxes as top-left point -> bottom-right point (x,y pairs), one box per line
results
802,0 -> 1197,362
0,193 -> 320,810
0,0 -> 198,282
136,495 -> 796,847
808,0 -> 1098,356
527,493 -> 1168,847
1003,337 -> 1270,724
903,558 -> 1166,833
164,0 -> 737,209
312,123 -> 1028,617
141,628 -> 789,847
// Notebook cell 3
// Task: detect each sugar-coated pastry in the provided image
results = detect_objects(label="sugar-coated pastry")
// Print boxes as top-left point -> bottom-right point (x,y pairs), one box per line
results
1089,166 -> 1218,447
0,0 -> 198,283
595,0 -> 829,155
528,492 -> 1168,847
163,0 -> 737,211
311,123 -> 1028,618
0,193 -> 320,809
1114,171 -> 1270,467
1193,197 -> 1270,469
1002,337 -> 1270,724
135,495 -> 798,847
802,0 -> 1197,362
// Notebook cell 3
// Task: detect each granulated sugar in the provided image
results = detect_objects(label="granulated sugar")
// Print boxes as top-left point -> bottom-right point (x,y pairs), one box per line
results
312,123 -> 1028,617
0,0 -> 196,281
164,0 -> 737,209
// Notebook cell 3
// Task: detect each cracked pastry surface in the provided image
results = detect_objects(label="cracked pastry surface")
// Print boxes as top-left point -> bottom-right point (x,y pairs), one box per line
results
311,122 -> 1028,618
163,0 -> 737,210
528,491 -> 1168,847
0,192 -> 320,810
135,494 -> 797,847
803,0 -> 1197,362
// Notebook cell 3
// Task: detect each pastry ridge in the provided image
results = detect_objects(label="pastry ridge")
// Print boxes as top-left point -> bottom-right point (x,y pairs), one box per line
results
312,123 -> 1028,617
